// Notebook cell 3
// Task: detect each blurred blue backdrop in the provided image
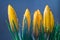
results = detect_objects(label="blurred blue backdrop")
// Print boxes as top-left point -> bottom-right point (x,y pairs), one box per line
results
0,0 -> 60,40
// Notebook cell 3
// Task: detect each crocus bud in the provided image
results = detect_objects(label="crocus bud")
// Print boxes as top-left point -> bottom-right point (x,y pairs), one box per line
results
43,5 -> 54,32
33,9 -> 42,37
22,8 -> 31,32
8,4 -> 19,32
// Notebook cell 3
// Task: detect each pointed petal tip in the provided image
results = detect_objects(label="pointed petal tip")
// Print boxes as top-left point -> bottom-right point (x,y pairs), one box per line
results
8,4 -> 14,13
26,8 -> 29,10
8,4 -> 12,9
45,5 -> 49,8
24,8 -> 30,17
8,4 -> 11,7
25,8 -> 29,12
45,5 -> 50,11
37,9 -> 41,14
37,9 -> 39,11
34,9 -> 42,16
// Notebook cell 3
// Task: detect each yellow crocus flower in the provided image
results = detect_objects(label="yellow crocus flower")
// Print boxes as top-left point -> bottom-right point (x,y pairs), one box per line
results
8,4 -> 19,32
22,8 -> 31,31
33,9 -> 42,37
43,5 -> 54,32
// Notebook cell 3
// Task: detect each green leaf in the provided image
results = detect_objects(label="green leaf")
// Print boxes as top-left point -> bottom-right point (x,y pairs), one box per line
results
13,20 -> 20,40
6,20 -> 15,40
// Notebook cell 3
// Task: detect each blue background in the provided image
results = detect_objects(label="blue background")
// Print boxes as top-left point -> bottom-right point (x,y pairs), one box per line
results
0,0 -> 60,40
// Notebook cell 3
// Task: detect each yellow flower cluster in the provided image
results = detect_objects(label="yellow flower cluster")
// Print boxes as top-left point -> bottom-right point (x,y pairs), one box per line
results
8,4 -> 54,35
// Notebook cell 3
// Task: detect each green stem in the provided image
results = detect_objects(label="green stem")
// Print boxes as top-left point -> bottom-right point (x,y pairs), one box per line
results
6,20 -> 15,40
13,21 -> 20,40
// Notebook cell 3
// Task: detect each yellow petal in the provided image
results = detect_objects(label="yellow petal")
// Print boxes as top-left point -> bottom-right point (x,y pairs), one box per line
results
22,8 -> 31,31
50,11 -> 54,32
43,5 -> 54,32
33,9 -> 42,37
8,4 -> 19,32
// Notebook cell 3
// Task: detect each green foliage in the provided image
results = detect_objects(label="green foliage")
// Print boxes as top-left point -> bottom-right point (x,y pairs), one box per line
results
7,20 -> 60,40
6,20 -> 20,40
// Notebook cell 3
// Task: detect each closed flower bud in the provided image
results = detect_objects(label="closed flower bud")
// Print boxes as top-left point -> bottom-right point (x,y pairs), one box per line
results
8,4 -> 19,32
33,9 -> 42,37
43,5 -> 54,32
22,8 -> 31,31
